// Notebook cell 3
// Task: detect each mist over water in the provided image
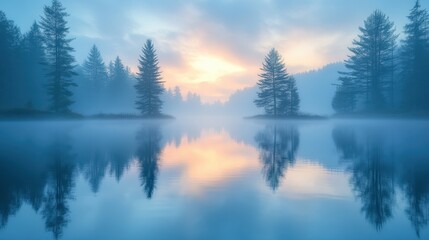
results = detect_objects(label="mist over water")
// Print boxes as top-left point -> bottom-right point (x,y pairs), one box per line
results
1,0 -> 429,239
1,118 -> 429,240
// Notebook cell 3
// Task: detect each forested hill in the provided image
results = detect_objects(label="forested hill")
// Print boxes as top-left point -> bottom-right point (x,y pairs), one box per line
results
223,63 -> 345,117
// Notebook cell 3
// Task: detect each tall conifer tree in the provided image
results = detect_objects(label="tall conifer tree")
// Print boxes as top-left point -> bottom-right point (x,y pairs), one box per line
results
334,10 -> 397,113
83,45 -> 107,89
135,40 -> 164,116
254,48 -> 299,116
401,0 -> 429,112
40,0 -> 76,113
0,11 -> 21,109
21,22 -> 47,108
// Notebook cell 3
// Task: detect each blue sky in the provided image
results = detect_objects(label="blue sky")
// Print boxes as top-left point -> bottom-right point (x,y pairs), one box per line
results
0,0 -> 426,102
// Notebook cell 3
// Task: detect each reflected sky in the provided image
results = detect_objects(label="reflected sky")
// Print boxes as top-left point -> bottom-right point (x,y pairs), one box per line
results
0,119 -> 429,239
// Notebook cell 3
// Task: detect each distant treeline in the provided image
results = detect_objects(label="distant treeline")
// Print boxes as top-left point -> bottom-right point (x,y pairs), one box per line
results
333,1 -> 429,115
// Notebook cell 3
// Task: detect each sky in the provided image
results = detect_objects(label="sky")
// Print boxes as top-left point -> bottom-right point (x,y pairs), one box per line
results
1,0 -> 427,103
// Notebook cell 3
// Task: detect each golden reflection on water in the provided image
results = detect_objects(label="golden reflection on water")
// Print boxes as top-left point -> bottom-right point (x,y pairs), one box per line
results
159,129 -> 349,198
161,130 -> 259,193
275,161 -> 351,199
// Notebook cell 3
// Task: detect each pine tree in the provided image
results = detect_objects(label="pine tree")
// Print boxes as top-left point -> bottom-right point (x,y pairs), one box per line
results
254,48 -> 299,116
0,11 -> 22,109
335,10 -> 398,113
109,57 -> 127,91
332,77 -> 357,113
105,56 -> 133,112
81,45 -> 108,112
288,77 -> 300,115
21,22 -> 47,109
83,45 -> 107,88
401,0 -> 429,112
40,0 -> 77,113
135,40 -> 164,116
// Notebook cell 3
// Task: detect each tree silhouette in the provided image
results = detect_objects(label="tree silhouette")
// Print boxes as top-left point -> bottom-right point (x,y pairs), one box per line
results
332,76 -> 357,113
135,39 -> 165,116
254,49 -> 299,116
400,0 -> 429,112
40,0 -> 77,113
83,45 -> 108,86
106,56 -> 133,112
0,11 -> 22,110
255,124 -> 299,190
21,21 -> 47,109
82,45 -> 108,112
334,10 -> 398,113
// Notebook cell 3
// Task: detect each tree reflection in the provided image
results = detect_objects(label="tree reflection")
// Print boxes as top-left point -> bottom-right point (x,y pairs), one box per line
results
401,162 -> 429,237
332,126 -> 360,160
135,123 -> 162,199
0,189 -> 20,229
81,149 -> 108,193
41,132 -> 76,240
108,144 -> 132,182
0,130 -> 48,229
333,126 -> 395,230
255,124 -> 299,191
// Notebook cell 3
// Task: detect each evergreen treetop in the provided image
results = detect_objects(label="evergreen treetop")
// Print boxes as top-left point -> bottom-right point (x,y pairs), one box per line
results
40,0 -> 77,113
254,48 -> 299,116
135,39 -> 164,116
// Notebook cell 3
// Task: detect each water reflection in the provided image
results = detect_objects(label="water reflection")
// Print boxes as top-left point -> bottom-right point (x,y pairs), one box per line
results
42,131 -> 75,240
255,124 -> 299,190
400,153 -> 429,237
0,127 -> 75,239
135,123 -> 162,199
333,126 -> 395,230
0,120 -> 429,239
333,122 -> 429,236
80,137 -> 108,193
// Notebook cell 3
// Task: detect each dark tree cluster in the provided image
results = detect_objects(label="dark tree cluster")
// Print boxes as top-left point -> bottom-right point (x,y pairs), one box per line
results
0,0 -> 169,116
0,13 -> 47,110
74,51 -> 137,114
254,49 -> 300,117
333,1 -> 429,115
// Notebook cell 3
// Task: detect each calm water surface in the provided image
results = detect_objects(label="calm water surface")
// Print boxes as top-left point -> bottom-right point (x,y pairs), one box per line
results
0,118 -> 429,240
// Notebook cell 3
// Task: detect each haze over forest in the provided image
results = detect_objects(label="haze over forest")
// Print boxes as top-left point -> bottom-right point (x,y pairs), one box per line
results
2,1 -> 429,240
0,0 -> 429,118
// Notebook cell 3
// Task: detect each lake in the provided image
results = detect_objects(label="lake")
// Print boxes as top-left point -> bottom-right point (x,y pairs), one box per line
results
0,118 -> 428,240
